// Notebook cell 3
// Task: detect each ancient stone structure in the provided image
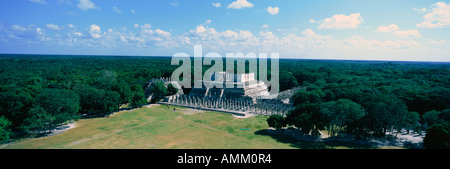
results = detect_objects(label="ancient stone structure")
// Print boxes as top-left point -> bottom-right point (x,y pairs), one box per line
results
189,72 -> 271,100
145,72 -> 295,116
144,77 -> 183,102
165,94 -> 291,116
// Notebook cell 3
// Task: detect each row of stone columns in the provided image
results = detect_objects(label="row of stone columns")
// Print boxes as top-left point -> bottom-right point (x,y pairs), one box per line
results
150,77 -> 171,83
167,94 -> 291,116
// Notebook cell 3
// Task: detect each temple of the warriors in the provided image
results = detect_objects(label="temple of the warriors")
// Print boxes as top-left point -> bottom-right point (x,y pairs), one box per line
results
189,72 -> 271,100
145,72 -> 300,117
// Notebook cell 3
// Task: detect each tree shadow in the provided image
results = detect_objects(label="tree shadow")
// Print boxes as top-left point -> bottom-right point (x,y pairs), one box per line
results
80,107 -> 137,119
254,129 -> 327,149
254,129 -> 376,149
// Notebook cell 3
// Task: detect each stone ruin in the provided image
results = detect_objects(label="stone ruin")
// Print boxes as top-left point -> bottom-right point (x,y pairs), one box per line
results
145,72 -> 300,117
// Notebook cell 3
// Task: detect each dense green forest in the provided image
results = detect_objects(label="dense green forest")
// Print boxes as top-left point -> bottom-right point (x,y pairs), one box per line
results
0,54 -> 449,148
0,54 -> 178,140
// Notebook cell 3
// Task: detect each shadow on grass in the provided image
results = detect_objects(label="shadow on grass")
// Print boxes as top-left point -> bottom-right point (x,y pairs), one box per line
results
254,129 -> 376,149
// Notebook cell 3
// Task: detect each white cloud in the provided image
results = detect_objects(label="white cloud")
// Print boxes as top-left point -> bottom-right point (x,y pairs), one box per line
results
267,6 -> 279,15
376,24 -> 421,38
318,13 -> 363,29
77,0 -> 97,10
413,7 -> 427,13
170,2 -> 180,7
88,24 -> 101,38
227,0 -> 254,9
376,24 -> 399,33
309,19 -> 316,23
46,24 -> 60,30
205,20 -> 212,24
2,23 -> 448,61
131,9 -> 136,14
194,25 -> 208,34
0,24 -> 49,42
155,29 -> 171,36
417,2 -> 450,28
262,24 -> 269,28
301,29 -> 316,37
29,0 -> 47,4
112,6 -> 122,14
212,2 -> 221,8
67,24 -> 77,29
393,30 -> 422,38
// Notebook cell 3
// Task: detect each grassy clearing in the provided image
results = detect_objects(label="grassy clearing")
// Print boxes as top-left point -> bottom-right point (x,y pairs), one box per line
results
3,105 -> 290,149
3,104 -> 374,149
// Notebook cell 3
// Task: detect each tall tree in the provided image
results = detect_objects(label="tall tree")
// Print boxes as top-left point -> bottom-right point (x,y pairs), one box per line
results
167,83 -> 179,96
130,84 -> 147,107
267,115 -> 286,130
36,88 -> 80,126
423,123 -> 450,149
0,116 -> 13,143
148,81 -> 168,102
321,99 -> 365,136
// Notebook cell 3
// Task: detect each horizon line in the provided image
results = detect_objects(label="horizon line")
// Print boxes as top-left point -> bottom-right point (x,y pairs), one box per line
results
1,53 -> 449,63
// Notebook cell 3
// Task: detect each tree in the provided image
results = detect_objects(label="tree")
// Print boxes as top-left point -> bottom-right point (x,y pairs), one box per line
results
75,85 -> 121,115
423,123 -> 449,149
167,83 -> 178,96
422,110 -> 441,128
267,115 -> 286,130
279,71 -> 298,91
291,90 -> 321,107
148,81 -> 168,102
439,109 -> 450,125
0,116 -> 13,143
0,89 -> 34,128
36,88 -> 80,126
21,105 -> 52,134
130,84 -> 147,107
101,91 -> 121,112
286,103 -> 323,135
321,99 -> 365,137
403,111 -> 421,134
112,80 -> 133,104
362,94 -> 408,137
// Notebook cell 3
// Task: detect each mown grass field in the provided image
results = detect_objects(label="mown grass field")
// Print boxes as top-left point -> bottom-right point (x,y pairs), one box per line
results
3,104 -> 371,149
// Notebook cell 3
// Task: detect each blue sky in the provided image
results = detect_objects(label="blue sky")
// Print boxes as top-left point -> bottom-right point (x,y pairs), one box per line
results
0,0 -> 449,61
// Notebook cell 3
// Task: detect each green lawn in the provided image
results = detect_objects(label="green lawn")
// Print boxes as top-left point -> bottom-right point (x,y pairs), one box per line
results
3,104 -> 372,149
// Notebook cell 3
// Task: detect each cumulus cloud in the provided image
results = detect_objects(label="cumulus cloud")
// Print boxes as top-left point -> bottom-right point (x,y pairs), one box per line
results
1,22 -> 446,61
417,2 -> 450,28
88,24 -> 101,38
112,6 -> 122,14
393,30 -> 422,38
262,24 -> 269,28
46,23 -> 60,30
0,24 -> 50,43
413,7 -> 427,13
212,2 -> 221,8
155,29 -> 171,37
227,0 -> 254,9
29,0 -> 47,4
267,6 -> 279,15
376,24 -> 421,38
77,0 -> 97,10
67,24 -> 77,29
318,13 -> 363,29
376,24 -> 399,33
